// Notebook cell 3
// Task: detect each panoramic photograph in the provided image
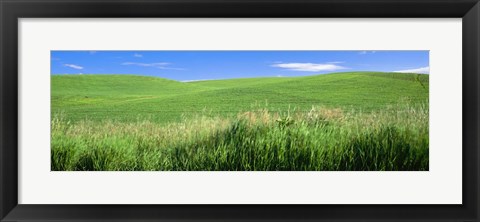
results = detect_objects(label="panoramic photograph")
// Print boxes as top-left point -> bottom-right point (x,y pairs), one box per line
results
51,50 -> 429,171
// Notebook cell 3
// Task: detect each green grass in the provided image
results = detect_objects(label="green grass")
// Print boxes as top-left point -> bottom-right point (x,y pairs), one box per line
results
52,72 -> 429,123
52,104 -> 428,171
51,72 -> 429,171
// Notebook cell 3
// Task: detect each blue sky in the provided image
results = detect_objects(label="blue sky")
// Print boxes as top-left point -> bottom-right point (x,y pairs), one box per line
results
51,51 -> 429,81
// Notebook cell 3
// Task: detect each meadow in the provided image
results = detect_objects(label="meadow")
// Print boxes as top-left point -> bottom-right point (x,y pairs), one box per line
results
51,72 -> 429,171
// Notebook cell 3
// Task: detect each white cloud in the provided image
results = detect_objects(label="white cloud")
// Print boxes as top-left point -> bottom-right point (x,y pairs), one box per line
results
271,62 -> 347,72
133,53 -> 143,58
122,62 -> 184,70
64,64 -> 83,70
393,66 -> 429,74
359,51 -> 376,55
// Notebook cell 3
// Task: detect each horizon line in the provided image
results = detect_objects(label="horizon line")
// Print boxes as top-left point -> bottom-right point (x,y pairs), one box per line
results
50,71 -> 429,82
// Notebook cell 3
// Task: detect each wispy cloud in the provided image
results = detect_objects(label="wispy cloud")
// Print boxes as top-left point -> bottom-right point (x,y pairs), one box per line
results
64,64 -> 83,70
89,51 -> 97,55
271,62 -> 347,72
358,51 -> 376,55
122,62 -> 184,70
122,62 -> 169,67
393,66 -> 429,74
133,53 -> 143,58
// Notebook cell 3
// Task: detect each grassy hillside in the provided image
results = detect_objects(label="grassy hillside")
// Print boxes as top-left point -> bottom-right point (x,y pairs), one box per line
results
52,72 -> 428,123
51,72 -> 429,171
52,104 -> 428,171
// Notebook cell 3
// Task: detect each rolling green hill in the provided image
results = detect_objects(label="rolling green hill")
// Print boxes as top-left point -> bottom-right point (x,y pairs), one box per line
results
51,72 -> 429,171
51,72 -> 429,123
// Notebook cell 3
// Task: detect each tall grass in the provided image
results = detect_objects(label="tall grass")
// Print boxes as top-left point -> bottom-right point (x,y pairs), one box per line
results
51,104 -> 428,171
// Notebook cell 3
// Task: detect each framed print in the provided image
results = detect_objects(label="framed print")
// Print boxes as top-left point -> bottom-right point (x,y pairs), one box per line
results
48,50 -> 430,172
1,0 -> 479,221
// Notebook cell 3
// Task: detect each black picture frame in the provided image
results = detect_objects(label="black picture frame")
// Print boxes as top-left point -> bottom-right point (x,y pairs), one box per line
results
1,0 -> 479,221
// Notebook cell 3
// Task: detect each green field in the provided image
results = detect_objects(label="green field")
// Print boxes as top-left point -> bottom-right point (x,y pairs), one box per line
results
51,72 -> 429,171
